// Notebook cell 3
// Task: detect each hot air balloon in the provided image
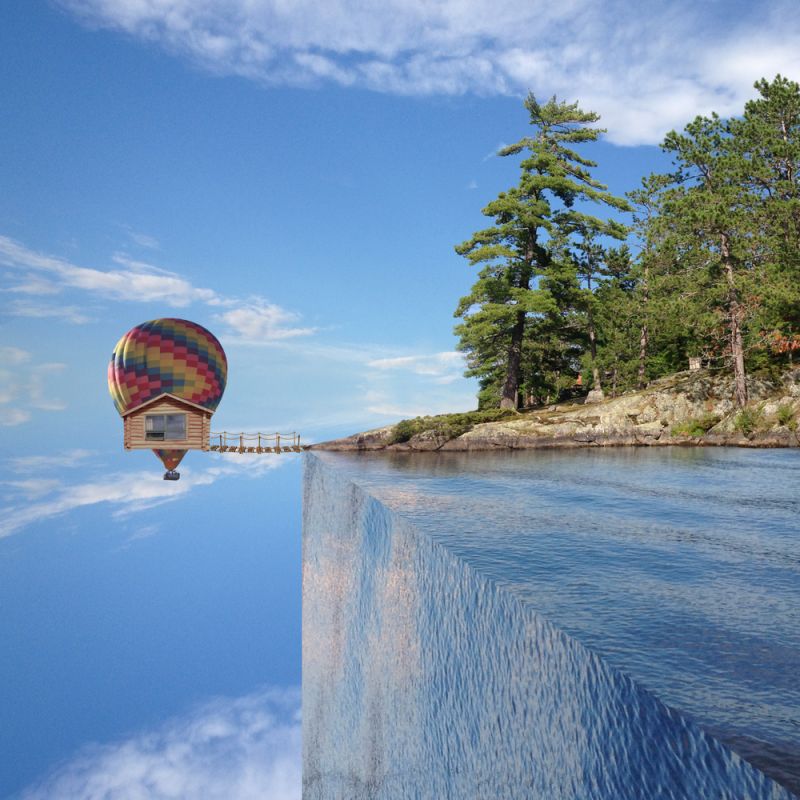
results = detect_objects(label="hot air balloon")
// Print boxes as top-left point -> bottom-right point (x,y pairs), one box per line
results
108,319 -> 227,480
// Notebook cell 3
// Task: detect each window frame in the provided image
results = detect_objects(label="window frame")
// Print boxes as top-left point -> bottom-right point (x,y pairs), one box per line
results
144,412 -> 188,442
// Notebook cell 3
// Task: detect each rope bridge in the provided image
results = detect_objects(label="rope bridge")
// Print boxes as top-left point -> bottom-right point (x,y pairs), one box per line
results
209,431 -> 308,454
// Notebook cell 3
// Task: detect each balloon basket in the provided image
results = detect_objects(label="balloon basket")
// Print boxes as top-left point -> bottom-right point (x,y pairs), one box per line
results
164,470 -> 181,481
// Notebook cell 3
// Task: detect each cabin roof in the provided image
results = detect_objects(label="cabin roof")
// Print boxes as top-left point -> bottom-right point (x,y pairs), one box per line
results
121,392 -> 212,417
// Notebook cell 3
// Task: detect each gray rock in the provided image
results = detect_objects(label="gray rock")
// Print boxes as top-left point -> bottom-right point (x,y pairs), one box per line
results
314,369 -> 800,451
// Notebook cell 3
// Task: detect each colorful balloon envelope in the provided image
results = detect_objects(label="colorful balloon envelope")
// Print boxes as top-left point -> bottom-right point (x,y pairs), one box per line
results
108,318 -> 227,478
108,318 -> 227,414
153,449 -> 187,480
153,449 -> 187,471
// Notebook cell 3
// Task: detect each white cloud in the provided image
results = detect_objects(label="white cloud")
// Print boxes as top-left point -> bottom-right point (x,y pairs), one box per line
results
4,276 -> 62,295
125,228 -> 161,250
0,349 -> 67,423
26,363 -> 68,411
122,522 -> 162,544
217,302 -> 317,342
7,449 -> 96,472
111,252 -> 181,277
4,299 -> 92,323
0,471 -> 195,538
364,398 -> 431,418
368,350 -> 464,378
363,385 -> 475,420
0,346 -> 31,366
0,453 -> 285,539
58,0 -> 800,144
357,351 -> 475,420
20,686 -> 301,800
364,397 -> 473,419
0,235 -> 314,341
1,478 -> 64,500
0,234 -> 217,307
0,407 -> 31,426
0,377 -> 18,403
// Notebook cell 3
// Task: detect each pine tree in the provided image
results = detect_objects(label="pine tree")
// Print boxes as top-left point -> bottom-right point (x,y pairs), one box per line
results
627,176 -> 666,387
455,94 -> 628,409
555,226 -> 627,398
730,76 -> 800,365
658,114 -> 756,405
592,245 -> 641,394
650,78 -> 800,403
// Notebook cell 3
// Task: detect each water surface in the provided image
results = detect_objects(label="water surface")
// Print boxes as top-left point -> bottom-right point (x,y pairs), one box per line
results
313,447 -> 800,794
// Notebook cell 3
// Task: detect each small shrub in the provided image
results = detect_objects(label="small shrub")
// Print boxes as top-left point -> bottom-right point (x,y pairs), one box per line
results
390,419 -> 420,443
671,413 -> 720,437
734,406 -> 765,436
776,404 -> 795,427
388,408 -> 518,445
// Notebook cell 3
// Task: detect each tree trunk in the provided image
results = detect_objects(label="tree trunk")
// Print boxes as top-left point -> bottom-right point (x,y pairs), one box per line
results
720,233 -> 748,407
587,311 -> 603,395
500,243 -> 536,410
638,263 -> 649,389
637,322 -> 648,388
500,308 -> 525,409
584,267 -> 603,397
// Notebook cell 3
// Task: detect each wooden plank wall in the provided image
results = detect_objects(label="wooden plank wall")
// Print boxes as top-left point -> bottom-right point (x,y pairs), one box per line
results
124,396 -> 211,450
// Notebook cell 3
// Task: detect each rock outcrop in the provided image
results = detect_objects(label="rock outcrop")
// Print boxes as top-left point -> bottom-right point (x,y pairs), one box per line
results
313,368 -> 800,451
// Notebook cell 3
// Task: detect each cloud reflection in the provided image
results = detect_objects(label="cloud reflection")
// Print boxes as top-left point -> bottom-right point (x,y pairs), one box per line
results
20,687 -> 301,800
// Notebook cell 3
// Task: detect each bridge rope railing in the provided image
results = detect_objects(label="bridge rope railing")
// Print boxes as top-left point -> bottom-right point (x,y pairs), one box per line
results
209,431 -> 307,453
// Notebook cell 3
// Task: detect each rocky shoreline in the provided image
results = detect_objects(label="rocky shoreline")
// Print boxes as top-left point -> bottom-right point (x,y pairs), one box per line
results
313,368 -> 800,452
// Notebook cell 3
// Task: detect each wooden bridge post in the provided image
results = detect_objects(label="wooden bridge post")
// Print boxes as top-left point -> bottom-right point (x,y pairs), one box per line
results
210,430 -> 303,454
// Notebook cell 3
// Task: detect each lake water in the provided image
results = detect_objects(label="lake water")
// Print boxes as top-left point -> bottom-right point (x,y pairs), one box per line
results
303,448 -> 800,798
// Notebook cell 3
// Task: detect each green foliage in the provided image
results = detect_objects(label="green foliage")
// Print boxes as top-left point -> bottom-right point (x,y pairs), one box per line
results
671,413 -> 721,437
776,404 -> 796,427
388,409 -> 519,444
733,406 -> 766,436
454,92 -> 628,408
454,76 -> 800,412
650,76 -> 800,402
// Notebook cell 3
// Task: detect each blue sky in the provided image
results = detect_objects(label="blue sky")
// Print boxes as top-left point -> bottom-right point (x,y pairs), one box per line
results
1,1 -> 799,797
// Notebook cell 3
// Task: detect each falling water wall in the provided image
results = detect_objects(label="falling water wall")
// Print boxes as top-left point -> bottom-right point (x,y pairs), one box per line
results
302,454 -> 795,800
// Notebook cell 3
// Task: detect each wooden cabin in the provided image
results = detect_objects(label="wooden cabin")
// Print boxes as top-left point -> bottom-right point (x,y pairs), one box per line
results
122,393 -> 212,451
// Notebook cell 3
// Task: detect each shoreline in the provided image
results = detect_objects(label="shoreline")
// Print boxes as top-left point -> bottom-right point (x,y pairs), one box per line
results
312,431 -> 800,452
312,368 -> 800,453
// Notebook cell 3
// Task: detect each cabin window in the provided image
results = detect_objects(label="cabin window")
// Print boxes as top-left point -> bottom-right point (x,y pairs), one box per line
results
145,413 -> 187,441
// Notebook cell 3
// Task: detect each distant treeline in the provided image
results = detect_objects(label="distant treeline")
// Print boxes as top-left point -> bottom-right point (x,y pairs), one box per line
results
455,76 -> 800,409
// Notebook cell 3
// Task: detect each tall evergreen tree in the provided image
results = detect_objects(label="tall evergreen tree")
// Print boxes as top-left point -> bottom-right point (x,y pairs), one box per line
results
649,77 -> 800,404
592,245 -> 641,394
556,226 -> 627,397
730,76 -> 800,363
627,176 -> 669,387
455,94 -> 628,409
456,76 -> 800,413
658,114 -> 755,405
